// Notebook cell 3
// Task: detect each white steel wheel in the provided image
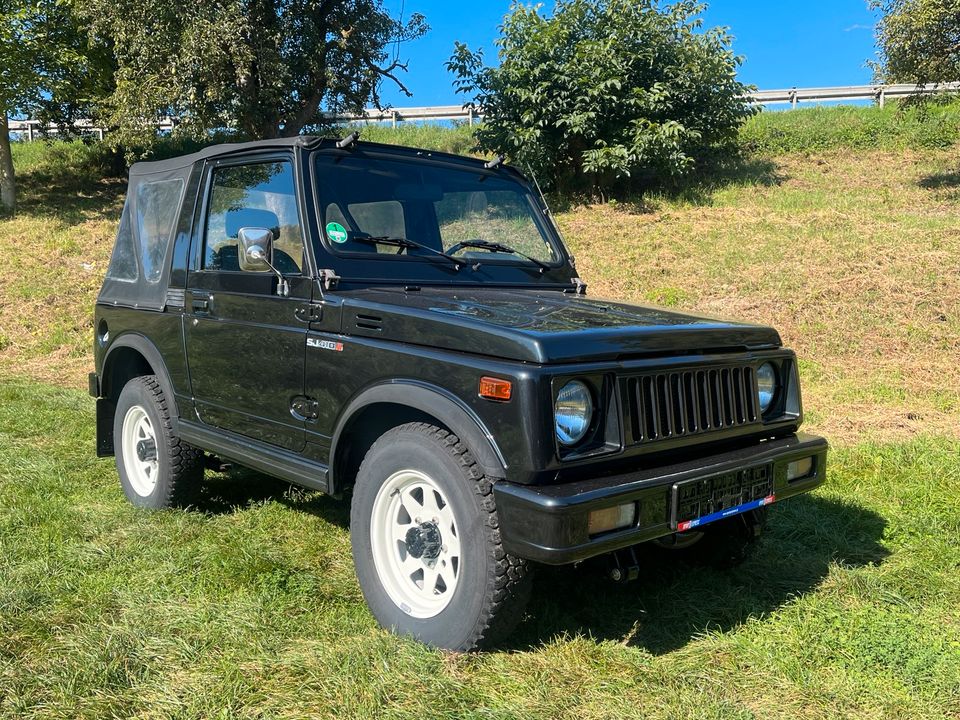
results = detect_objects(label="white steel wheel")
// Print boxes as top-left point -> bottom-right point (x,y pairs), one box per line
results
120,404 -> 159,497
369,469 -> 462,618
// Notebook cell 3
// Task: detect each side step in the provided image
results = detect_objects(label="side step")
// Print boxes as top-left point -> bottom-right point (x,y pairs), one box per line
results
178,419 -> 329,494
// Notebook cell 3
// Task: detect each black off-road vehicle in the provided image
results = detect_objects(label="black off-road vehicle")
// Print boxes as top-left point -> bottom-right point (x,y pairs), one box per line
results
91,135 -> 827,650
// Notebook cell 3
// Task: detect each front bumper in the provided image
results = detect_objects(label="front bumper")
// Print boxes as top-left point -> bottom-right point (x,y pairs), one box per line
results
494,432 -> 828,564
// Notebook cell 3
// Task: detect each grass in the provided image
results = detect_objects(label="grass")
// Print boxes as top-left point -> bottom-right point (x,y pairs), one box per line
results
1,381 -> 957,718
741,98 -> 960,154
2,106 -> 960,717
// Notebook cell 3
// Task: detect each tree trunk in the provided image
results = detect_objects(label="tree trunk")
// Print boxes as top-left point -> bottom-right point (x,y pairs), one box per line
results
0,114 -> 15,213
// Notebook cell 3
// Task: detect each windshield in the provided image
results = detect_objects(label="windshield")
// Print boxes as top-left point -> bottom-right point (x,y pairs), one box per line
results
313,153 -> 562,269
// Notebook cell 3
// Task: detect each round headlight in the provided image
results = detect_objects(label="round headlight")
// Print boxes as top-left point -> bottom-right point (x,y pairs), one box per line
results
756,362 -> 778,413
555,380 -> 594,446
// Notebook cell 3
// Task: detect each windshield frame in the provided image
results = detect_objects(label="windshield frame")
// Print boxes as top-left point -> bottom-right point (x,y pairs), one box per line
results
308,146 -> 575,286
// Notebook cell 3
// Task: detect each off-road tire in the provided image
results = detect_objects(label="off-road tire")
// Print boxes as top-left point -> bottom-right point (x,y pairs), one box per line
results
350,422 -> 532,651
114,375 -> 204,508
652,508 -> 768,567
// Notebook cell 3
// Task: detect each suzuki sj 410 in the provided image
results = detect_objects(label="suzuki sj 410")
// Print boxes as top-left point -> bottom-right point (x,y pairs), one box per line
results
91,134 -> 827,650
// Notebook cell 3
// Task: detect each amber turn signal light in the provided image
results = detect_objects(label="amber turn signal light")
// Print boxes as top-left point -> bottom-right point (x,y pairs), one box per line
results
479,376 -> 512,401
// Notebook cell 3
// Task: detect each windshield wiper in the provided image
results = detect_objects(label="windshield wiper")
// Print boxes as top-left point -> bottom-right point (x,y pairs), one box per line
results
353,236 -> 468,268
451,239 -> 551,271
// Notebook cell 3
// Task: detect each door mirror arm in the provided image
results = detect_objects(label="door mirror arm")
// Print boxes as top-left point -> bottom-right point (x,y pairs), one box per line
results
238,227 -> 289,297
247,245 -> 289,297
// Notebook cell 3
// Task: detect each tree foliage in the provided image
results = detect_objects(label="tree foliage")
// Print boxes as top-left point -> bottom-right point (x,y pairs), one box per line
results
447,0 -> 755,193
871,0 -> 960,85
85,0 -> 427,146
0,0 -> 105,211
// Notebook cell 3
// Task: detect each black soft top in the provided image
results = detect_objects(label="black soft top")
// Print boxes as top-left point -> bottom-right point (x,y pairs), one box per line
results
128,135 -> 319,176
101,135 -> 520,311
129,135 -> 497,175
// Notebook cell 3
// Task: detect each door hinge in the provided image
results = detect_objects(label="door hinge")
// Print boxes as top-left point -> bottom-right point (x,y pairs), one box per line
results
319,269 -> 340,291
290,396 -> 320,421
295,303 -> 323,323
564,277 -> 588,295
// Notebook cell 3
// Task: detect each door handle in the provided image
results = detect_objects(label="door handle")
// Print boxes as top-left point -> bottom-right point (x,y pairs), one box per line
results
191,291 -> 212,314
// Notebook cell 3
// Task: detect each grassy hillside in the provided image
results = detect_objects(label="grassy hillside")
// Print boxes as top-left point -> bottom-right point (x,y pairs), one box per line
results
1,104 -> 959,718
741,99 -> 960,154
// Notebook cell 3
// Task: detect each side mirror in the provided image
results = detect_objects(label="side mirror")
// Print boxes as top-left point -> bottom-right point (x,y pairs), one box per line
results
237,226 -> 289,297
238,226 -> 274,272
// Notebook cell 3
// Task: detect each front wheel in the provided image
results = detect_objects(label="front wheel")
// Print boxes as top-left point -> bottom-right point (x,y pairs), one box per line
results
350,423 -> 531,651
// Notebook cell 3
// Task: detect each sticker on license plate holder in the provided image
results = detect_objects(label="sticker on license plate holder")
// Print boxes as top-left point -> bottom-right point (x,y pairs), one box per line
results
670,464 -> 774,532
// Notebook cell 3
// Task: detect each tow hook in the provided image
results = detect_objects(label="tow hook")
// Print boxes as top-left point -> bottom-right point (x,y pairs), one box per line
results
607,545 -> 640,583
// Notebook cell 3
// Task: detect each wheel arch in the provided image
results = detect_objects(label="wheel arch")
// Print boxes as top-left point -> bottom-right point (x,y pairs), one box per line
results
96,333 -> 181,456
329,381 -> 507,495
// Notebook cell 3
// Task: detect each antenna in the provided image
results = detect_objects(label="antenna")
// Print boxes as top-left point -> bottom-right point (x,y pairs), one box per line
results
524,161 -> 573,270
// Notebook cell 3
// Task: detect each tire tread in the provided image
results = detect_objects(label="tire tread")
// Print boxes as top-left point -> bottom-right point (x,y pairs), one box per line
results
122,375 -> 203,506
363,421 -> 531,650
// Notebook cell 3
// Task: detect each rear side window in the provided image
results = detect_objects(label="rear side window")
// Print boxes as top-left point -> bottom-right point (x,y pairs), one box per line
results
203,160 -> 303,273
136,179 -> 185,283
105,198 -> 138,282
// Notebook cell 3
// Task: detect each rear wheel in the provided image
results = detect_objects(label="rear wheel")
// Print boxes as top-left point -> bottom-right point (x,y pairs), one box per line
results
114,375 -> 203,508
350,422 -> 531,651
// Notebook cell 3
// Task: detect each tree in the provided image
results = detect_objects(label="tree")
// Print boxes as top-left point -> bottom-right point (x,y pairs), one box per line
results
85,0 -> 428,147
447,0 -> 754,194
0,0 -> 108,212
871,0 -> 960,85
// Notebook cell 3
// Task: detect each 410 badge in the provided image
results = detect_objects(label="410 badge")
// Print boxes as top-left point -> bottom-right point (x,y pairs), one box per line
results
307,338 -> 344,352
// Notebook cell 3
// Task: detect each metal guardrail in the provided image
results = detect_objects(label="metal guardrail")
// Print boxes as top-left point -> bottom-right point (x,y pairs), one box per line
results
9,82 -> 960,138
751,81 -> 960,108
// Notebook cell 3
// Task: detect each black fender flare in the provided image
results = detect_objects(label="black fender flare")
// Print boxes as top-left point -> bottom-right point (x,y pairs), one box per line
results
101,332 -> 181,427
329,379 -> 508,487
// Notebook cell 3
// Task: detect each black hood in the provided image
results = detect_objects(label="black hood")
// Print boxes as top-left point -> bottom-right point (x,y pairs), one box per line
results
337,287 -> 781,364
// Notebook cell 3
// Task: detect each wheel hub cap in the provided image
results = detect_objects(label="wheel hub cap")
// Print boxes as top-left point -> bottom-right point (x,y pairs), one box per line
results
405,521 -> 442,560
121,405 -> 159,497
136,438 -> 157,462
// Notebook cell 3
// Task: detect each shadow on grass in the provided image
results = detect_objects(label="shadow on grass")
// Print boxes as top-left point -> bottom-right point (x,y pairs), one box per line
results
189,465 -> 351,528
15,174 -> 126,225
506,494 -> 887,654
9,142 -> 126,224
918,169 -> 960,195
189,470 -> 885,656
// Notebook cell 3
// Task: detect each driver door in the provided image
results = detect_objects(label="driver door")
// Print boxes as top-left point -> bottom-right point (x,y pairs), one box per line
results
184,154 -> 309,452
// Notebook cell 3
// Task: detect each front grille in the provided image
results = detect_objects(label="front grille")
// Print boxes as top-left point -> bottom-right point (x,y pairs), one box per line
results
623,365 -> 758,447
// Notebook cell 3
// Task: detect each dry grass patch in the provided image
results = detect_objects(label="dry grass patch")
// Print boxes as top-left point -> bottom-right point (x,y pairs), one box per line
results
2,142 -> 959,445
0,171 -> 122,385
559,148 -> 960,443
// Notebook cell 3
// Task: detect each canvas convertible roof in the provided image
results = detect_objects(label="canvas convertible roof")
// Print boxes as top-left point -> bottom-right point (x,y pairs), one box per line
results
98,135 -> 518,311
128,135 -> 321,176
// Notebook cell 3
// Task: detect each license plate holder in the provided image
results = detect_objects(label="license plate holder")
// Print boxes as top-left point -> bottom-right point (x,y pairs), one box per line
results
670,464 -> 775,532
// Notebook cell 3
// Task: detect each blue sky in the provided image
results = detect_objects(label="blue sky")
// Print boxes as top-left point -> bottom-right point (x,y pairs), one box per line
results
379,1 -> 879,106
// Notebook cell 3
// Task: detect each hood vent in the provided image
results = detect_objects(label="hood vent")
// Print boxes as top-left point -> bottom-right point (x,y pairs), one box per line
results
355,313 -> 383,332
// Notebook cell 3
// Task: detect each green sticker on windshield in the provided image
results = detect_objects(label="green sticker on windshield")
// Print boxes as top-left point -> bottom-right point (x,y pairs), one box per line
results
325,222 -> 348,244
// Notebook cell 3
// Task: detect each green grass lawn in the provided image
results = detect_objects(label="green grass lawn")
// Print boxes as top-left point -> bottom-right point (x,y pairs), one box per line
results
1,381 -> 958,718
2,107 -> 960,718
